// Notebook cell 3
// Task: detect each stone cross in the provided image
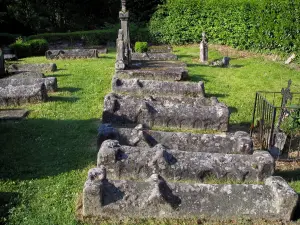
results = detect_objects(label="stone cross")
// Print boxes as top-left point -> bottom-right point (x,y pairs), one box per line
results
277,79 -> 293,129
0,48 -> 5,77
121,0 -> 126,12
199,32 -> 208,63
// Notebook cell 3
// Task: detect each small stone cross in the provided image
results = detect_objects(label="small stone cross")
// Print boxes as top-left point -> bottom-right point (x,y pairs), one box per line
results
277,79 -> 293,129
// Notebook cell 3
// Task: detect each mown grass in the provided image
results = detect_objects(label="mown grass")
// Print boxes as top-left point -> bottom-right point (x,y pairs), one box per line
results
0,45 -> 300,224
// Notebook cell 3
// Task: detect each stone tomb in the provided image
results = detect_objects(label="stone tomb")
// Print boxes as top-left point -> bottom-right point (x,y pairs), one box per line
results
7,63 -> 57,73
46,49 -> 99,59
97,140 -> 274,182
0,83 -> 48,106
115,61 -> 188,81
82,167 -> 298,221
0,77 -> 57,92
131,52 -> 178,61
97,124 -> 253,154
102,93 -> 229,131
112,77 -> 205,97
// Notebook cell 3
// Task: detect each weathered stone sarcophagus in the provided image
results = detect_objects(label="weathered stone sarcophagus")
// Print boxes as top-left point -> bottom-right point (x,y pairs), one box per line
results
131,52 -> 178,61
82,166 -> 298,221
102,93 -> 229,131
115,61 -> 188,81
45,49 -> 99,59
112,77 -> 205,97
0,83 -> 48,106
7,63 -> 57,73
97,124 -> 253,154
0,77 -> 57,92
97,140 -> 273,181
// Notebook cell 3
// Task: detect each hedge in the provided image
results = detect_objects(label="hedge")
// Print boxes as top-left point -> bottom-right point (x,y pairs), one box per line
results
9,39 -> 49,58
149,0 -> 300,53
28,25 -> 151,45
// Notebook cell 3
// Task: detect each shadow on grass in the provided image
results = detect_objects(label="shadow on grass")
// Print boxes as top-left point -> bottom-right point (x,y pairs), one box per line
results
57,87 -> 82,93
0,118 -> 98,180
48,96 -> 80,102
0,192 -> 19,225
188,75 -> 209,83
275,169 -> 300,182
205,93 -> 228,98
48,73 -> 72,78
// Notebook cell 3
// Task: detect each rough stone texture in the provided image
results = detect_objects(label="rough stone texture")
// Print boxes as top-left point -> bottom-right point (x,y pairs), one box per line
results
97,140 -> 273,181
0,83 -> 48,106
115,60 -> 188,81
1,77 -> 57,92
111,125 -> 253,154
7,63 -> 57,73
82,168 -> 298,221
6,72 -> 45,79
0,109 -> 29,120
45,49 -> 98,59
102,93 -> 229,131
285,53 -> 296,65
112,77 -> 205,97
148,45 -> 172,53
115,29 -> 126,70
97,123 -> 120,150
4,54 -> 18,61
131,52 -> 178,61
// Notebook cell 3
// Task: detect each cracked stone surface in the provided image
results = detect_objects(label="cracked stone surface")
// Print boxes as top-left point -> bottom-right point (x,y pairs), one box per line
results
7,63 -> 57,73
82,167 -> 298,221
46,49 -> 99,59
102,93 -> 229,131
112,77 -> 205,97
1,77 -> 57,92
97,140 -> 274,182
0,83 -> 48,106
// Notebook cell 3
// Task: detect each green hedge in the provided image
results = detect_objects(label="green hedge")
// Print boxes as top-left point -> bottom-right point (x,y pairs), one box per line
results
9,39 -> 49,58
149,0 -> 300,52
28,25 -> 151,45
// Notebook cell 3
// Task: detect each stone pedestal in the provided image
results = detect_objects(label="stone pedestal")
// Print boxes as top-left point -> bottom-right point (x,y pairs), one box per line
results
0,48 -> 5,77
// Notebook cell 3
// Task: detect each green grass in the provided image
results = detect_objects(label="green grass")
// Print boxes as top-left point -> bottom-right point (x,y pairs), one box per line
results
0,45 -> 300,224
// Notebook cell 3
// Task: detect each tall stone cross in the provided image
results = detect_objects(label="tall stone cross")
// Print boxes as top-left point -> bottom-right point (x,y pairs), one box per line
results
199,32 -> 208,63
0,48 -> 5,77
119,0 -> 131,67
277,79 -> 293,129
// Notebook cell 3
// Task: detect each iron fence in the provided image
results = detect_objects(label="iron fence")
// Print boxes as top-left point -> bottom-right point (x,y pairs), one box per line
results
250,82 -> 300,160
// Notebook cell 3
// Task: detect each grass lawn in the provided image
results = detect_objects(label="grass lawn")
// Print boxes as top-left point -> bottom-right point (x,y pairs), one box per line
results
1,45 -> 300,224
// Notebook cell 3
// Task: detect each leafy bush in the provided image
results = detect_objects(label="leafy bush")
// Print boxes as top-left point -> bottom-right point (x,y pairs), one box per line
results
135,42 -> 148,53
149,0 -> 300,52
27,39 -> 49,56
9,38 -> 49,58
9,42 -> 32,58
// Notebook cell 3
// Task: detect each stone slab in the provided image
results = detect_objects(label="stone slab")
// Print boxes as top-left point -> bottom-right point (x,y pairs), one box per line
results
0,109 -> 29,120
99,124 -> 253,154
148,45 -> 172,53
112,77 -> 205,97
0,77 -> 57,92
0,83 -> 48,106
6,72 -> 45,79
131,52 -> 177,61
97,140 -> 273,181
82,167 -> 298,221
102,93 -> 229,131
45,49 -> 99,59
4,54 -> 18,60
7,63 -> 57,73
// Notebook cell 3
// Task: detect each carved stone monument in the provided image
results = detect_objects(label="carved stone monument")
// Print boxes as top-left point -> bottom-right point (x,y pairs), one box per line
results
115,29 -> 126,70
0,48 -> 5,77
118,0 -> 131,68
199,32 -> 208,63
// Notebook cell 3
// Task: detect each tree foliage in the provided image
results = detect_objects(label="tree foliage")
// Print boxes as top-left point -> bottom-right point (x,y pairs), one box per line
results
1,0 -> 162,34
